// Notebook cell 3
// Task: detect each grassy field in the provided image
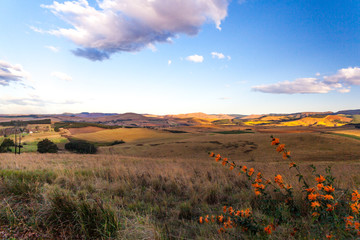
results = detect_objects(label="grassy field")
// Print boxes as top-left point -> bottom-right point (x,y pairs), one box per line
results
71,128 -> 184,143
0,128 -> 360,238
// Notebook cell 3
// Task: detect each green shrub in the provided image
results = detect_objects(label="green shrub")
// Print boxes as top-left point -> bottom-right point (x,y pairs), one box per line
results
0,138 -> 15,153
65,140 -> 97,154
37,139 -> 58,153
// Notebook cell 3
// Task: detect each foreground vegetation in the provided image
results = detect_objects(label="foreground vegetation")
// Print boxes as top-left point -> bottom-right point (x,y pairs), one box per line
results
0,133 -> 359,239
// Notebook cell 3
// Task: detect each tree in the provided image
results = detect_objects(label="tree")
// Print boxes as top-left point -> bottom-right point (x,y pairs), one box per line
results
65,140 -> 97,154
37,138 -> 58,153
0,138 -> 15,153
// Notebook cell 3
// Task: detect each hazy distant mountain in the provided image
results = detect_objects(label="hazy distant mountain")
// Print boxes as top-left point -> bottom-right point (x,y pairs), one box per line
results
165,112 -> 234,120
336,109 -> 360,115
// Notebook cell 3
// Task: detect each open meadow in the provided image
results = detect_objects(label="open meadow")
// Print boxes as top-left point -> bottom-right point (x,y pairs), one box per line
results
0,125 -> 360,239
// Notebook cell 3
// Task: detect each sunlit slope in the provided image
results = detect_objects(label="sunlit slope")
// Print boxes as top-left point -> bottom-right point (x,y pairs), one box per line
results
280,115 -> 352,127
71,128 -> 180,143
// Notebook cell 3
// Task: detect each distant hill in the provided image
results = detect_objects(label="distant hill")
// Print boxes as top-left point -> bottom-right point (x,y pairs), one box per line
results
0,109 -> 359,128
165,112 -> 234,120
336,109 -> 360,115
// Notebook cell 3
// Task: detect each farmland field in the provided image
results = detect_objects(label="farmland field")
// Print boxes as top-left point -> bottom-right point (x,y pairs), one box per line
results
70,127 -> 184,143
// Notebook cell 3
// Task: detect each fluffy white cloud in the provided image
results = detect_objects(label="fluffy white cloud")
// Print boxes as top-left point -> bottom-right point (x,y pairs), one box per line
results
324,67 -> 360,86
186,54 -> 204,63
51,71 -> 73,81
168,60 -> 172,65
45,45 -> 60,52
211,52 -> 225,59
0,60 -> 30,86
41,0 -> 229,61
252,67 -> 360,94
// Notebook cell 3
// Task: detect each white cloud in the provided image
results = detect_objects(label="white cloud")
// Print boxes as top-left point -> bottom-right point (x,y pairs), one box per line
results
324,67 -> 360,85
45,45 -> 60,52
51,71 -> 73,81
29,25 -> 45,34
186,54 -> 204,63
41,0 -> 229,61
0,95 -> 79,106
227,55 -> 231,60
211,52 -> 225,59
337,88 -> 351,93
252,67 -> 360,94
0,60 -> 31,86
168,60 -> 172,65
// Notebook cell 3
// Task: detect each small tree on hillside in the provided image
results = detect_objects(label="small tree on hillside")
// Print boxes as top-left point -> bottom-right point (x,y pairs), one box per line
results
0,138 -> 15,153
37,138 -> 58,153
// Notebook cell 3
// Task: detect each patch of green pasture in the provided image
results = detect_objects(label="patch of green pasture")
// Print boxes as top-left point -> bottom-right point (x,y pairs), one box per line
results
329,132 -> 360,141
352,115 -> 360,124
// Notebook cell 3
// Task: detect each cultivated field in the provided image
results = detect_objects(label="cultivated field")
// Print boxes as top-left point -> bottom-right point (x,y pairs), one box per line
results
70,128 -> 183,143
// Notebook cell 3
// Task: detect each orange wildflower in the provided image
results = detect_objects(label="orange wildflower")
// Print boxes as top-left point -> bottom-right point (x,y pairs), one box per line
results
312,212 -> 319,217
264,225 -> 272,234
306,188 -> 315,193
271,138 -> 280,145
289,162 -> 296,168
326,234 -> 333,239
223,206 -> 227,213
218,215 -> 224,222
205,215 -> 209,223
311,201 -> 321,208
351,202 -> 360,214
326,204 -> 334,212
316,175 -> 325,183
308,193 -> 318,201
317,183 -> 324,190
229,162 -> 235,170
244,208 -> 251,217
282,151 -> 289,159
324,185 -> 335,193
254,190 -> 261,196
242,166 -> 247,173
248,168 -> 254,176
218,227 -> 225,233
274,174 -> 283,183
323,195 -> 334,201
199,216 -> 203,224
209,152 -> 215,157
352,190 -> 360,202
276,144 -> 285,152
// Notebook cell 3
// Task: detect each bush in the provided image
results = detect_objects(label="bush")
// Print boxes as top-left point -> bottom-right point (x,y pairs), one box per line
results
0,138 -> 15,153
37,139 -> 58,153
65,140 -> 97,154
200,137 -> 360,239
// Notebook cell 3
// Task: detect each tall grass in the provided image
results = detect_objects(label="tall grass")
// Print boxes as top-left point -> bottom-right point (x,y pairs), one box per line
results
0,141 -> 359,238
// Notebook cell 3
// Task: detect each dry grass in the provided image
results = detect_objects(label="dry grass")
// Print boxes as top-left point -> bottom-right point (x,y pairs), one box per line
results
333,129 -> 360,137
0,131 -> 360,238
71,128 -> 180,143
20,131 -> 67,143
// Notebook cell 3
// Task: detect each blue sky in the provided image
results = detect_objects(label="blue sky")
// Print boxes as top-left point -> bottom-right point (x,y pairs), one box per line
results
0,0 -> 359,115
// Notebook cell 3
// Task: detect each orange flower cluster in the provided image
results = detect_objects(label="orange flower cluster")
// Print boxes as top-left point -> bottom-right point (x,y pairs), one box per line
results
252,172 -> 266,196
306,176 -> 337,218
345,216 -> 360,236
274,174 -> 285,188
199,206 -> 254,234
264,223 -> 275,235
271,138 -> 280,145
350,190 -> 360,214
